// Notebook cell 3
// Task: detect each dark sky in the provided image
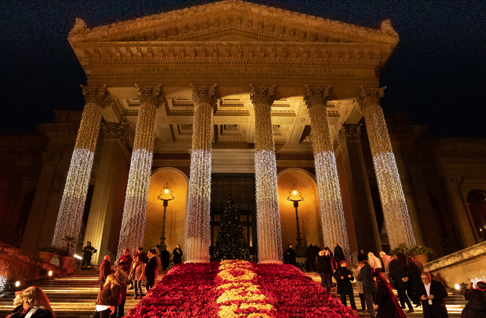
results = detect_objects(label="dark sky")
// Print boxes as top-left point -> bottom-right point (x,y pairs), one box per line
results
1,0 -> 485,137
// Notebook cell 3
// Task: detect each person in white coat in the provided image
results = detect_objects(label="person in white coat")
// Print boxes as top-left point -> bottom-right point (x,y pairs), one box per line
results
368,252 -> 383,272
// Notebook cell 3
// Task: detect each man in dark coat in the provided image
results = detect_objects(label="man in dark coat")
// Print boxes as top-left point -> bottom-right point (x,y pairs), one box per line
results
134,247 -> 147,263
418,271 -> 449,318
316,247 -> 337,293
160,248 -> 171,271
173,244 -> 183,264
81,241 -> 97,269
117,248 -> 133,272
357,260 -> 378,318
389,253 -> 414,312
358,249 -> 367,262
284,244 -> 297,266
145,249 -> 158,291
334,243 -> 345,263
99,255 -> 112,290
334,260 -> 356,310
462,281 -> 486,318
307,244 -> 318,272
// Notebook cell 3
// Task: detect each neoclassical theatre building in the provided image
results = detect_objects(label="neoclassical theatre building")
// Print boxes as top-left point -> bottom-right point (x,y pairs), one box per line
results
1,1 -> 485,266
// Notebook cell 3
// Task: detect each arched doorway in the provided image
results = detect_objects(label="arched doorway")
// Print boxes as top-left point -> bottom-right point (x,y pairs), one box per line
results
145,168 -> 188,255
277,168 -> 322,252
467,190 -> 486,240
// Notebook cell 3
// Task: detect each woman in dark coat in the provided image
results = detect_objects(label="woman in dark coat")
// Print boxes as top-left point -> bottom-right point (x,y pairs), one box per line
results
315,247 -> 337,292
461,281 -> 486,318
160,248 -> 171,271
357,260 -> 378,318
173,244 -> 183,265
389,253 -> 414,312
373,271 -> 406,318
407,256 -> 424,307
333,260 -> 357,310
284,244 -> 297,266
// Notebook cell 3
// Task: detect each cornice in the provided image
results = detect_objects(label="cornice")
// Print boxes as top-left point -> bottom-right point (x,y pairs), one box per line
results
69,1 -> 398,46
37,123 -> 80,138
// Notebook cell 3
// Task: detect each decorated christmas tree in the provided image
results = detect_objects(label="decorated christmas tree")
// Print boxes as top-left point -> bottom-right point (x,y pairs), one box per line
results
213,195 -> 251,261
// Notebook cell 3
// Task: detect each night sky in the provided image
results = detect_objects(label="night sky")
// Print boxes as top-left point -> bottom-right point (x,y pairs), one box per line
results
1,0 -> 485,137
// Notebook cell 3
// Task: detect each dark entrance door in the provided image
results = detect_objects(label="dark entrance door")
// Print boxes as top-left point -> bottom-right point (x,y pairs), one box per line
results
210,173 -> 257,261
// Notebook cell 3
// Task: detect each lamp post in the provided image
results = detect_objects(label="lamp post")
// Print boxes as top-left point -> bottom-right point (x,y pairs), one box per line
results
287,184 -> 305,256
157,182 -> 174,252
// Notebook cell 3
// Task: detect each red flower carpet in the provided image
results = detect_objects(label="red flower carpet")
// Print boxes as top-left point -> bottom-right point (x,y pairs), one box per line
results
126,260 -> 356,317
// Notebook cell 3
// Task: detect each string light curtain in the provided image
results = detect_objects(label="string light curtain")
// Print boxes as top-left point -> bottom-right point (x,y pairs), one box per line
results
250,85 -> 283,263
304,86 -> 351,261
117,85 -> 163,258
357,87 -> 416,249
185,84 -> 216,263
52,85 -> 108,254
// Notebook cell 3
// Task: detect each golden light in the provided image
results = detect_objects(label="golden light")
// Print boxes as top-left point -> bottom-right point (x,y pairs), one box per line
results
455,284 -> 460,290
164,189 -> 169,194
48,271 -> 53,277
15,281 -> 20,287
292,190 -> 297,196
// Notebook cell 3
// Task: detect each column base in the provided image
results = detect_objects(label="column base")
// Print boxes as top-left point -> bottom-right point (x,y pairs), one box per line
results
258,260 -> 283,264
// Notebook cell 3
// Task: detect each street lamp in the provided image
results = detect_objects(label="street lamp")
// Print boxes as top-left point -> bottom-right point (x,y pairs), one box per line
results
287,184 -> 305,256
157,182 -> 174,252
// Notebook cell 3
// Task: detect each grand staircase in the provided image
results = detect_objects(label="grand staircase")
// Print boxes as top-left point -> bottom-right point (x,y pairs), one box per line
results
0,270 -> 467,317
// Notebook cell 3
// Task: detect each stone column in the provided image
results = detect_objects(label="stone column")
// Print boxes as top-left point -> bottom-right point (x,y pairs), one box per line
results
52,85 -> 109,253
117,85 -> 164,258
304,87 -> 351,260
442,176 -> 477,248
250,85 -> 283,264
21,151 -> 60,254
356,87 -> 416,249
185,84 -> 216,263
84,123 -> 129,265
339,124 -> 381,256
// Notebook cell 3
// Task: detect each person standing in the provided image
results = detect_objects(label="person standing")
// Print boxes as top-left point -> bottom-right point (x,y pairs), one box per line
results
389,253 -> 414,312
131,255 -> 145,300
284,244 -> 297,266
407,256 -> 424,307
418,271 -> 449,318
334,260 -> 357,311
154,251 -> 162,282
160,248 -> 170,272
368,252 -> 383,272
113,268 -> 128,318
6,286 -> 55,318
358,249 -> 367,262
373,271 -> 406,318
357,260 -> 378,318
353,261 -> 367,312
315,247 -> 337,293
134,247 -> 147,263
93,274 -> 120,318
82,241 -> 97,270
307,244 -> 318,272
334,243 -> 345,263
99,255 -> 112,291
173,244 -> 183,265
380,251 -> 392,278
117,248 -> 133,273
461,281 -> 486,318
145,249 -> 157,291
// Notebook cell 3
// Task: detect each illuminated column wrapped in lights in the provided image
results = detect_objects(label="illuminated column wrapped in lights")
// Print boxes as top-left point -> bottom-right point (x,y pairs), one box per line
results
304,86 -> 351,261
357,87 -> 416,249
250,85 -> 283,264
185,84 -> 216,263
117,85 -> 164,258
52,85 -> 109,253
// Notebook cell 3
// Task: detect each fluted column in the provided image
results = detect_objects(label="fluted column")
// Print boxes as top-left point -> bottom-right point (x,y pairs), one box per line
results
250,85 -> 283,264
304,86 -> 351,260
185,84 -> 216,263
442,176 -> 476,248
357,87 -> 416,249
52,85 -> 109,253
117,85 -> 163,258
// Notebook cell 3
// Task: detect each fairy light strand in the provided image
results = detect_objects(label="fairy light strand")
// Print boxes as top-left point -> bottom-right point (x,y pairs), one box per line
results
185,84 -> 216,263
304,86 -> 351,261
357,87 -> 416,249
0,260 -> 9,292
52,85 -> 108,254
117,85 -> 163,259
250,85 -> 283,264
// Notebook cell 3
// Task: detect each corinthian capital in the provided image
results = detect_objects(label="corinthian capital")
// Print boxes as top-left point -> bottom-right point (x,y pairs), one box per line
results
81,84 -> 111,108
356,86 -> 386,111
135,84 -> 165,106
250,84 -> 276,106
340,123 -> 362,141
303,86 -> 330,108
190,84 -> 217,106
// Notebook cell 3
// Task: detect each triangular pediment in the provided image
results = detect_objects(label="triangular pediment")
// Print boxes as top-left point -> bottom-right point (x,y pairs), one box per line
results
69,0 -> 398,46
